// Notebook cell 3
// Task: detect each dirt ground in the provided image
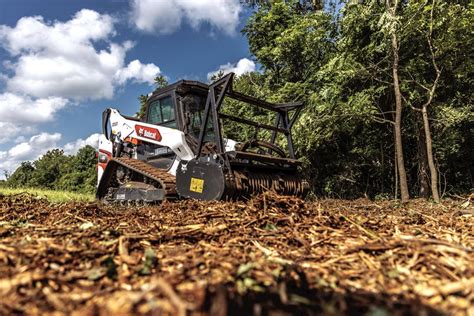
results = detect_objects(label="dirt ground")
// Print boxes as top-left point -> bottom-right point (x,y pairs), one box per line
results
0,193 -> 472,315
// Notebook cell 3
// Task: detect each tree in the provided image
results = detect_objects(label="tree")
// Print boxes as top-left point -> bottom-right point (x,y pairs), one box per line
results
136,94 -> 149,119
58,146 -> 97,193
385,0 -> 410,202
154,74 -> 168,89
6,162 -> 35,188
242,0 -> 472,199
404,0 -> 441,201
31,149 -> 67,189
387,0 -> 473,199
399,0 -> 473,200
244,2 -> 380,197
427,2 -> 473,195
243,0 -> 325,11
6,146 -> 98,193
209,70 -> 225,82
243,1 -> 334,88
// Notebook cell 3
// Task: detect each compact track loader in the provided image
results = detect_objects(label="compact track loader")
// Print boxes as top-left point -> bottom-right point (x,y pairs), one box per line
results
96,73 -> 309,203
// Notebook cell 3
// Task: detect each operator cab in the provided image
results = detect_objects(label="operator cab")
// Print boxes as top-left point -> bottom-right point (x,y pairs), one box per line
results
140,81 -> 211,170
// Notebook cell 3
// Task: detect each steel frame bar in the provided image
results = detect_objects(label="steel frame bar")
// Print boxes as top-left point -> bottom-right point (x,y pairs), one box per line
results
197,73 -> 304,159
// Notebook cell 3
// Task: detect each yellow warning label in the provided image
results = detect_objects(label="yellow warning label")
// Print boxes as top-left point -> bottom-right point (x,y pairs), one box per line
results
190,177 -> 204,193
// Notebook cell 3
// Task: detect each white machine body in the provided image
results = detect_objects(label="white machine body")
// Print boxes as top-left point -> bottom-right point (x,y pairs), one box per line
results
97,108 -> 235,184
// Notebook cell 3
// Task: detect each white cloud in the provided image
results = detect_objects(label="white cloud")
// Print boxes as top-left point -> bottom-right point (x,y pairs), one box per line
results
63,133 -> 100,155
207,58 -> 256,81
0,123 -> 35,144
131,0 -> 182,34
8,133 -> 61,160
0,10 -> 162,150
130,0 -> 242,35
0,93 -> 68,124
115,60 -> 161,85
0,132 -> 62,177
0,93 -> 66,143
0,9 -> 161,100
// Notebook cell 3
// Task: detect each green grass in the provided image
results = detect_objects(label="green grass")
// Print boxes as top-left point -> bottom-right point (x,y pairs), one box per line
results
0,187 -> 95,203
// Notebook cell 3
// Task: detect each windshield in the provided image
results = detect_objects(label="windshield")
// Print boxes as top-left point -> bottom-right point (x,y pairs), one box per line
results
147,96 -> 176,128
182,94 -> 214,141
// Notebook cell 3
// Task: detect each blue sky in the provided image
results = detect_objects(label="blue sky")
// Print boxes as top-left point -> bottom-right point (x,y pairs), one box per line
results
0,0 -> 255,176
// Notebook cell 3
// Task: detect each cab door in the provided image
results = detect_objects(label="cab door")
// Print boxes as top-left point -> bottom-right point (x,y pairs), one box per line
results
143,95 -> 178,169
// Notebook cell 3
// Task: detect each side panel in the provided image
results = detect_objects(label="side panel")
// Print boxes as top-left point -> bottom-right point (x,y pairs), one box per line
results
108,109 -> 195,169
97,134 -> 113,185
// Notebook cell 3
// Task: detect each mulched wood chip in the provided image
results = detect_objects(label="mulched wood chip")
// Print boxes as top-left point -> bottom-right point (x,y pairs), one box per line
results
0,192 -> 472,315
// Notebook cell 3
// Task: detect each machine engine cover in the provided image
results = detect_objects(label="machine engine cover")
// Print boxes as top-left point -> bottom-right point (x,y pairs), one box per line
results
176,158 -> 225,200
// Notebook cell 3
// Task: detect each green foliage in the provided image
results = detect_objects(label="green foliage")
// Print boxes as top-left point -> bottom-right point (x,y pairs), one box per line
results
221,72 -> 276,143
6,145 -> 98,194
209,70 -> 226,82
57,146 -> 98,193
30,149 -> 66,189
243,1 -> 335,87
154,74 -> 169,88
242,0 -> 473,197
6,162 -> 35,188
136,94 -> 149,119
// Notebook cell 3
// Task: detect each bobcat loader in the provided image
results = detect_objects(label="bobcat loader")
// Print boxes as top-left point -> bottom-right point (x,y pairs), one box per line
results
96,73 -> 308,203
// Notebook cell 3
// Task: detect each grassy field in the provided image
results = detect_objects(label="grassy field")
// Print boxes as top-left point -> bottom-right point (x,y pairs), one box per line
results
0,187 -> 95,203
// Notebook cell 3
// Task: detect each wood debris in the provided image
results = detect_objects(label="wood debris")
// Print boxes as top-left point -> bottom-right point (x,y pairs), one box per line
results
0,192 -> 472,315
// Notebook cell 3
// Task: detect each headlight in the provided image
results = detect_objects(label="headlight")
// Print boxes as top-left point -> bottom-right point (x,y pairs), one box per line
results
98,153 -> 109,163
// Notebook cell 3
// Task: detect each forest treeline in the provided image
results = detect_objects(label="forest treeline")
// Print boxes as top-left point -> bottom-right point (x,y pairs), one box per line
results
3,0 -> 472,199
225,0 -> 472,200
1,147 -> 97,193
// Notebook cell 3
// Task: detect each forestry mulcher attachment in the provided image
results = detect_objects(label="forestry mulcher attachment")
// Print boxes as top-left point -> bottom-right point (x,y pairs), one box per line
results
96,73 -> 309,203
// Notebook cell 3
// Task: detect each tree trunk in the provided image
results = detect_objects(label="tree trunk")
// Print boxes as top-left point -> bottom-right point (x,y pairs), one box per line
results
391,31 -> 410,203
422,105 -> 440,202
406,0 -> 441,202
421,0 -> 441,202
418,121 -> 430,199
394,136 -> 398,199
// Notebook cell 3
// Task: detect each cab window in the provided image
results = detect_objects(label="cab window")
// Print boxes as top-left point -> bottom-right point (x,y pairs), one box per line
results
147,96 -> 176,128
182,94 -> 214,142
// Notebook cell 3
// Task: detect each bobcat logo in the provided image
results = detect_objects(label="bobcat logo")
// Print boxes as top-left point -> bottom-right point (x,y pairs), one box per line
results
135,125 -> 162,141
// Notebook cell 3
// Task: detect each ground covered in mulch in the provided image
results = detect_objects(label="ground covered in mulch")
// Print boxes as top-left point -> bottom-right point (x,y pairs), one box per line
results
0,193 -> 472,315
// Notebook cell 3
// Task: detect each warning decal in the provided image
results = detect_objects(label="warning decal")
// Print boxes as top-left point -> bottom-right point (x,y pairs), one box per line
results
190,177 -> 204,193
